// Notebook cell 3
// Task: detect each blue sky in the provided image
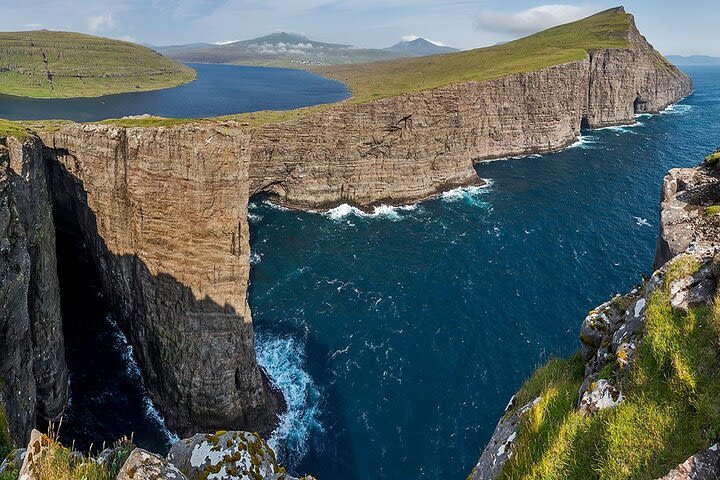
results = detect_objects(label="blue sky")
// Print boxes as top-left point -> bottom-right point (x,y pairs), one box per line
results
4,1 -> 719,55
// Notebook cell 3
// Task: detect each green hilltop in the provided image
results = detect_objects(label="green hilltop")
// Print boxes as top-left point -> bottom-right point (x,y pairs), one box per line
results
0,30 -> 196,98
318,7 -> 633,103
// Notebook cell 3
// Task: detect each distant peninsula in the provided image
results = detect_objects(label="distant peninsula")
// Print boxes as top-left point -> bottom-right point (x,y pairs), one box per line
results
0,30 -> 196,98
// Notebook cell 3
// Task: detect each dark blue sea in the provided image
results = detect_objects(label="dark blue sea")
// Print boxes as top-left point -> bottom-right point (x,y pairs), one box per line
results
0,63 -> 348,121
55,66 -> 720,479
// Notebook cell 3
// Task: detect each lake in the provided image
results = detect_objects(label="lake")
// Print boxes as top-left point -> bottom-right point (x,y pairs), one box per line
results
0,63 -> 349,122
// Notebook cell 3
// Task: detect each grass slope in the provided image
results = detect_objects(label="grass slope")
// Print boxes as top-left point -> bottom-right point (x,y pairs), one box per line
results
318,7 -> 632,103
497,255 -> 720,479
0,30 -> 196,98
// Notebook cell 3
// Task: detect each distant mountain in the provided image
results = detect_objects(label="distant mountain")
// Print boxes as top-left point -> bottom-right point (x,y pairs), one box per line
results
666,55 -> 720,66
156,33 -> 403,67
385,38 -> 458,56
155,33 -> 458,67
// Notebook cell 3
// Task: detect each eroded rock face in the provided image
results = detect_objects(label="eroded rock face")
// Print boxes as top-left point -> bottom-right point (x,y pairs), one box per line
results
116,448 -> 186,480
655,166 -> 720,269
40,124 -> 281,438
248,12 -> 690,210
0,138 -> 67,446
469,396 -> 541,480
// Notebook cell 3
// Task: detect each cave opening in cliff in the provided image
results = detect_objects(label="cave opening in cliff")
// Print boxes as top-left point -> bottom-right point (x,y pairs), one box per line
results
581,116 -> 591,130
48,156 -> 170,454
634,96 -> 649,114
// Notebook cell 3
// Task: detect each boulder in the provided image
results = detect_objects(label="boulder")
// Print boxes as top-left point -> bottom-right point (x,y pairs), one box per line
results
669,266 -> 717,313
116,448 -> 186,480
657,444 -> 720,479
578,379 -> 623,415
167,431 -> 284,480
17,429 -> 51,480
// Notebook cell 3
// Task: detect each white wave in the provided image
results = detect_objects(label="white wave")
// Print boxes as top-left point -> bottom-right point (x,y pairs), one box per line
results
441,180 -> 493,207
597,121 -> 644,134
262,199 -> 292,211
661,103 -> 692,115
250,252 -> 263,265
633,216 -> 652,227
256,333 -> 323,469
107,315 -> 179,445
248,212 -> 263,223
322,203 -> 418,221
569,134 -> 599,149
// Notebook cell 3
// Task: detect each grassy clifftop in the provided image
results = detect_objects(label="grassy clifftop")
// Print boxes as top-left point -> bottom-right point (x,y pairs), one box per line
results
318,7 -> 632,103
0,30 -> 196,98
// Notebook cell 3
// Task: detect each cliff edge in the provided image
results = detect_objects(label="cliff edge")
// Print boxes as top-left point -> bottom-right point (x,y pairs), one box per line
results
469,157 -> 720,479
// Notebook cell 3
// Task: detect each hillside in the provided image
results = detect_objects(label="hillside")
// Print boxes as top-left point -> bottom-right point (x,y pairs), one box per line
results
318,7 -> 634,103
0,30 -> 196,98
157,33 -> 404,67
385,37 -> 459,56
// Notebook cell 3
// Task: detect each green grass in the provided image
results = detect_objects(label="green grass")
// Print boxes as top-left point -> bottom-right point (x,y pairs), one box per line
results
0,30 -> 196,98
705,149 -> 720,166
317,7 -> 632,104
499,255 -> 720,479
0,119 -> 29,140
706,206 -> 720,217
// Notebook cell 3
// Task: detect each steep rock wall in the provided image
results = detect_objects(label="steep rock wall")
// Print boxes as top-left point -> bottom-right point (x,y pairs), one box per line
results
40,124 -> 281,438
0,137 -> 67,445
248,15 -> 691,209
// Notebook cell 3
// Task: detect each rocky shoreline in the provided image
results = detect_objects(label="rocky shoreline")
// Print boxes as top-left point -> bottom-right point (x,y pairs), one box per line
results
469,160 -> 720,479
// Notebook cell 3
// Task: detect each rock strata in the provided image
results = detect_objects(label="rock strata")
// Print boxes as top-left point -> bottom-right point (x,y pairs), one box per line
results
41,124 -> 281,438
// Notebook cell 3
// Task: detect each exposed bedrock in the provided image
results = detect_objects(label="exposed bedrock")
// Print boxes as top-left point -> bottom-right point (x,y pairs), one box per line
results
39,124 -> 282,438
249,16 -> 691,209
0,137 -> 67,445
23,11 -> 691,441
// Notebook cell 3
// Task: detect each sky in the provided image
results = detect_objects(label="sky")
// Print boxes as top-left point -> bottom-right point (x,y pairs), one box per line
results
3,1 -> 719,56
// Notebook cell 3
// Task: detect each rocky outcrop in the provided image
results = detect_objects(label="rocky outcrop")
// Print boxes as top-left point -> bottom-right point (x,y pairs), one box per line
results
0,137 -> 67,446
471,163 -> 720,479
658,444 -> 720,480
655,166 -> 720,268
40,124 -> 282,438
167,431 -> 313,480
116,448 -> 186,480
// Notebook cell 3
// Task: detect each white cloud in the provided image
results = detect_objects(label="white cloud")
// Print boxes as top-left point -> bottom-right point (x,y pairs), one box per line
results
213,40 -> 240,45
474,4 -> 597,35
88,12 -> 115,32
24,23 -> 43,29
400,35 -> 447,46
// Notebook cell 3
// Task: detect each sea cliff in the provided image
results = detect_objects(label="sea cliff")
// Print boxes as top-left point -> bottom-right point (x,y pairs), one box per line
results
0,6 -> 693,471
469,159 -> 720,479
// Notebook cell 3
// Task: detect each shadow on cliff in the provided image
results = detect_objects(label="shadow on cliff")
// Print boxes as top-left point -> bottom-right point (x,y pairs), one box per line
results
44,149 -> 286,446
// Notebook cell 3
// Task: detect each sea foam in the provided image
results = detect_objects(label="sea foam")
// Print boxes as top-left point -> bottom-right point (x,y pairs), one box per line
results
256,333 -> 323,469
108,315 -> 179,445
322,203 -> 419,221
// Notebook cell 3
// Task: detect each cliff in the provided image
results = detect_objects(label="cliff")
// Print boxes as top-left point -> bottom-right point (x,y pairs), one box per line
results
248,9 -> 691,209
469,161 -> 720,479
40,124 -> 282,438
0,6 -> 692,455
0,136 -> 67,445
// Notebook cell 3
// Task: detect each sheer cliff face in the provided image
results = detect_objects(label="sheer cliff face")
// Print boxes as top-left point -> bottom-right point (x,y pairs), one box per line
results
249,15 -> 691,210
40,124 -> 281,437
21,13 -> 691,441
0,138 -> 67,445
